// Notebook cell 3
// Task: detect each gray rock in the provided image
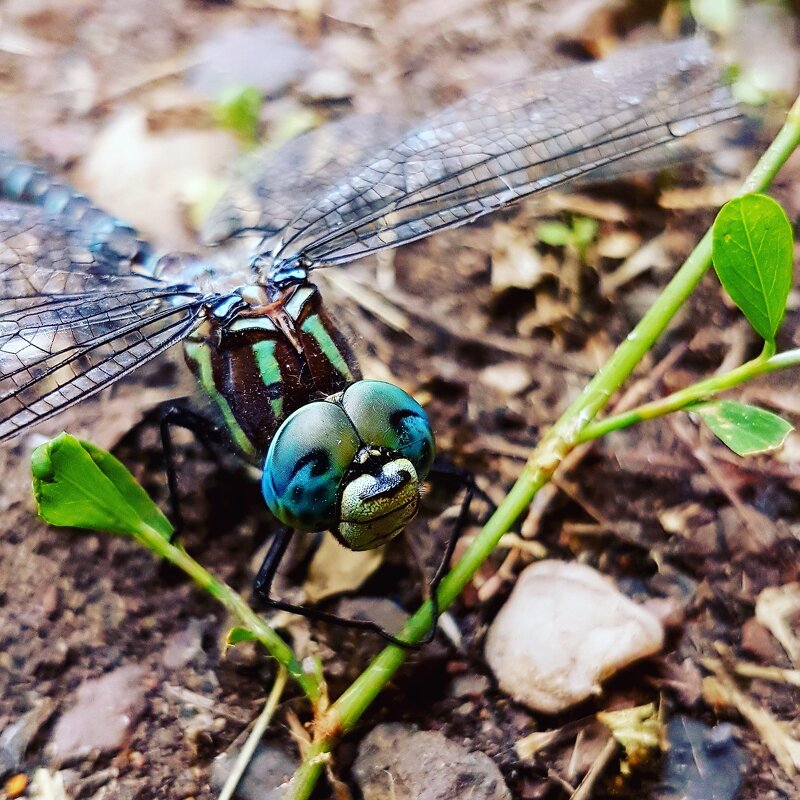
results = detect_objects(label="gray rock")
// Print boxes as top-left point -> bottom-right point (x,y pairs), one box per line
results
0,700 -> 55,776
189,25 -> 313,97
210,742 -> 297,800
663,717 -> 744,800
354,723 -> 510,800
162,619 -> 205,670
449,674 -> 491,698
50,665 -> 148,763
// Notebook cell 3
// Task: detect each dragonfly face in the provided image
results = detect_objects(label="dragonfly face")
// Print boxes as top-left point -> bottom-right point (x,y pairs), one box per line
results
262,381 -> 435,549
0,38 -> 739,548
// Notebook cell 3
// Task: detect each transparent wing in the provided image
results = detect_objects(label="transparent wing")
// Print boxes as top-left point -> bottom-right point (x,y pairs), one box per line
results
202,113 -> 411,246
0,201 -> 211,441
267,38 -> 739,282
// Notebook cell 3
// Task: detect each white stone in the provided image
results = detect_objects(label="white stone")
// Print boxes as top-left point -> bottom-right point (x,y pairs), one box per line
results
485,560 -> 664,714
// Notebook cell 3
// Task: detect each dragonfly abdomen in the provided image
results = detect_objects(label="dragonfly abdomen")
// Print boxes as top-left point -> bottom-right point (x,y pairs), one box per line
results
184,282 -> 361,461
0,152 -> 157,274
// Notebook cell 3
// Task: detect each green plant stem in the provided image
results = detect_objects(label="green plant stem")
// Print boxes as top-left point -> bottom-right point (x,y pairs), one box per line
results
285,92 -> 800,800
132,522 -> 321,705
579,346 -> 800,442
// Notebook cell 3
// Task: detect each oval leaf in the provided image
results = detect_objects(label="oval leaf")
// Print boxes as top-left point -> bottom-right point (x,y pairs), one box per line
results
692,400 -> 793,456
32,433 -> 173,539
712,193 -> 794,342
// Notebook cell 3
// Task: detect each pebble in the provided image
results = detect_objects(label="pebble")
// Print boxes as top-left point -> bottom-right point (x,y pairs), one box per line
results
210,742 -> 297,800
0,700 -> 56,775
188,25 -> 313,97
50,665 -> 148,762
162,620 -> 205,670
353,723 -> 510,800
485,560 -> 664,713
449,674 -> 491,698
662,716 -> 743,800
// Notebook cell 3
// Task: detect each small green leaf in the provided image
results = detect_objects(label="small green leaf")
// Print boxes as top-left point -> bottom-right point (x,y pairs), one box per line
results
535,221 -> 572,247
32,434 -> 173,539
226,626 -> 258,647
571,216 -> 599,249
213,85 -> 262,144
692,400 -> 793,456
712,193 -> 794,343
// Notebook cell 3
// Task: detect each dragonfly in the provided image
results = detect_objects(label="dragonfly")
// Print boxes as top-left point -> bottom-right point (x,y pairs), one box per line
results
0,37 -> 739,644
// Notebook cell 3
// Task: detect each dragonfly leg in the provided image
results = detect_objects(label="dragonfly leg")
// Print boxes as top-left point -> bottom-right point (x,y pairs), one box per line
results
156,403 -> 224,539
412,460 -> 489,645
253,526 -> 428,650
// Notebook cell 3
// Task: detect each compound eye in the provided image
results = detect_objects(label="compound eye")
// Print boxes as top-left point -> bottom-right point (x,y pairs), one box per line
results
262,401 -> 359,531
340,380 -> 435,480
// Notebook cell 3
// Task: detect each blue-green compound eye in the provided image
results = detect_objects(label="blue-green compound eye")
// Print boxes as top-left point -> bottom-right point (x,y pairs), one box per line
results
341,380 -> 435,480
262,401 -> 359,531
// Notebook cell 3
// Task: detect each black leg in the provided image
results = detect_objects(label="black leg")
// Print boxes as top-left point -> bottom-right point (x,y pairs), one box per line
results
413,462 -> 486,645
253,526 -> 429,650
156,403 -> 224,539
251,460 -> 490,649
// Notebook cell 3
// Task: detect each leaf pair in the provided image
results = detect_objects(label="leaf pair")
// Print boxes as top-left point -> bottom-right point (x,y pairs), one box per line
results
695,193 -> 796,455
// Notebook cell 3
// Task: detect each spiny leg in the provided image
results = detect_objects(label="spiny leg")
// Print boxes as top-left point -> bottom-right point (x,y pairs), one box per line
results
156,402 -> 225,539
414,460 -> 488,645
253,526 -> 429,650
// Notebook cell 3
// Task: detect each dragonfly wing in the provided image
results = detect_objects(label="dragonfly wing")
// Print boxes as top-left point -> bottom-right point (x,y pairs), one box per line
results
268,38 -> 739,281
0,201 -> 210,441
201,113 -> 411,247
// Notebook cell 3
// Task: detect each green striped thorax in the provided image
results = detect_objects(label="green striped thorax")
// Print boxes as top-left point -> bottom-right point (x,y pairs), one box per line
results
184,281 -> 435,550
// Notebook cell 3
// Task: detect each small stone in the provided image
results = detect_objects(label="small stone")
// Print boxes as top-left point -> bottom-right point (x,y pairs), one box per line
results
298,68 -> 355,102
210,742 -> 297,800
449,674 -> 491,698
479,362 -> 531,396
188,25 -> 313,97
163,619 -> 205,670
353,723 -> 510,800
40,584 -> 60,618
485,561 -> 664,714
50,665 -> 148,762
662,717 -> 743,800
741,618 -> 783,662
0,700 -> 56,775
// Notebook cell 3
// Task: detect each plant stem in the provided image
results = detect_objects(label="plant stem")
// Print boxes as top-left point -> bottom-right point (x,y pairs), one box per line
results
219,666 -> 288,800
132,522 -> 321,705
578,347 -> 800,442
286,91 -> 800,799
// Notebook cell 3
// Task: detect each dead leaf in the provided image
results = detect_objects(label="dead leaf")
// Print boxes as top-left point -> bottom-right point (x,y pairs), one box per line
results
304,536 -> 384,603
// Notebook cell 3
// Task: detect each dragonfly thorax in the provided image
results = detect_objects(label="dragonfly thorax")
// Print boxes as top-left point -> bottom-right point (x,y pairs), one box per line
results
183,281 -> 360,460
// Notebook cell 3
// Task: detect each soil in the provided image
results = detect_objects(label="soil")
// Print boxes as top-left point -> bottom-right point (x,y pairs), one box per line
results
2,1 -> 800,799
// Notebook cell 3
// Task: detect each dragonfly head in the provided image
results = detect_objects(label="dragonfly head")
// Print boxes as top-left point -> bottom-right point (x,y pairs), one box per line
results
261,380 -> 435,550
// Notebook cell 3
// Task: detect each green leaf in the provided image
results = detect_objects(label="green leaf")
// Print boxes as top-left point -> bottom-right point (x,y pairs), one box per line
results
32,434 -> 173,539
226,626 -> 258,647
712,193 -> 794,343
535,221 -> 572,247
213,85 -> 262,144
692,400 -> 793,456
571,216 -> 599,249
